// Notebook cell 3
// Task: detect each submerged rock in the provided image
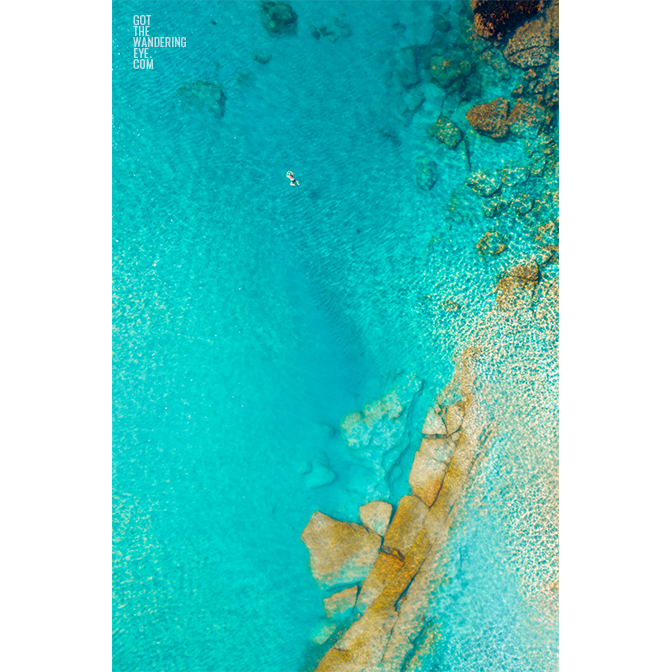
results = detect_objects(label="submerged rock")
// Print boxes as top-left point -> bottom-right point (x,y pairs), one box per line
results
409,453 -> 447,507
504,16 -> 552,68
359,501 -> 393,537
260,1 -> 298,36
480,48 -> 511,79
508,99 -> 548,138
482,195 -> 505,218
471,0 -> 541,39
466,97 -> 509,138
429,116 -> 463,149
422,405 -> 447,435
382,495 -> 429,560
301,512 -> 381,588
310,15 -> 352,42
477,230 -> 509,256
310,621 -> 337,645
323,586 -> 358,619
496,260 -> 540,310
466,170 -> 501,196
415,157 -> 438,191
176,80 -> 226,118
252,50 -> 272,64
432,13 -> 451,32
341,373 -> 422,500
430,57 -> 472,89
302,453 -> 337,489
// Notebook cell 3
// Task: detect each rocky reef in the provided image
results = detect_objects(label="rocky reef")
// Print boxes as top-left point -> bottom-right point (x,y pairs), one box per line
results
301,350 -> 493,671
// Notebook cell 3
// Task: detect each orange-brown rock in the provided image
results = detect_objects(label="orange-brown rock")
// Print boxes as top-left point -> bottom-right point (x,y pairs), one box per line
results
504,16 -> 552,68
409,453 -> 447,507
316,604 -> 398,672
301,512 -> 382,588
535,220 -> 559,247
466,97 -> 510,138
495,260 -> 540,311
382,495 -> 429,560
356,551 -> 404,613
471,0 -> 540,39
507,99 -> 548,138
429,116 -> 463,149
372,529 -> 432,610
423,431 -> 480,539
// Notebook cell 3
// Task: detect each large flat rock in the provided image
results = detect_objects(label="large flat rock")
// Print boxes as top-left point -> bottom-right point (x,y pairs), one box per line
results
466,97 -> 510,139
301,512 -> 382,588
409,453 -> 447,507
382,495 -> 429,560
316,604 -> 399,672
356,551 -> 404,613
359,501 -> 393,537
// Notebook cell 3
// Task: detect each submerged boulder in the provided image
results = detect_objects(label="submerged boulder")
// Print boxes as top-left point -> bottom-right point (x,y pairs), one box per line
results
429,116 -> 463,149
359,501 -> 393,537
301,512 -> 381,588
176,80 -> 226,118
480,49 -> 511,79
260,2 -> 298,36
466,170 -> 501,197
471,0 -> 540,39
508,99 -> 548,138
415,157 -> 438,191
466,97 -> 510,138
302,453 -> 337,489
430,57 -> 472,89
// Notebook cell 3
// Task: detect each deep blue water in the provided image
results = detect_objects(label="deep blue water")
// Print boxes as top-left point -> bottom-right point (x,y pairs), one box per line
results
113,2 -> 559,670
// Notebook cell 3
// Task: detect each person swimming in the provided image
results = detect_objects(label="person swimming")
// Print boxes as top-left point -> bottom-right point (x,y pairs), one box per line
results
286,171 -> 300,186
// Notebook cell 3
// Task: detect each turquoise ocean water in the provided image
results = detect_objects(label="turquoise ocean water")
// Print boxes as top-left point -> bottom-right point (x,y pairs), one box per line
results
113,2 -> 559,670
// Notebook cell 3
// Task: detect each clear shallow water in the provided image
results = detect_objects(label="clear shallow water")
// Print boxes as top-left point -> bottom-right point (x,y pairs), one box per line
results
113,2 -> 559,670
